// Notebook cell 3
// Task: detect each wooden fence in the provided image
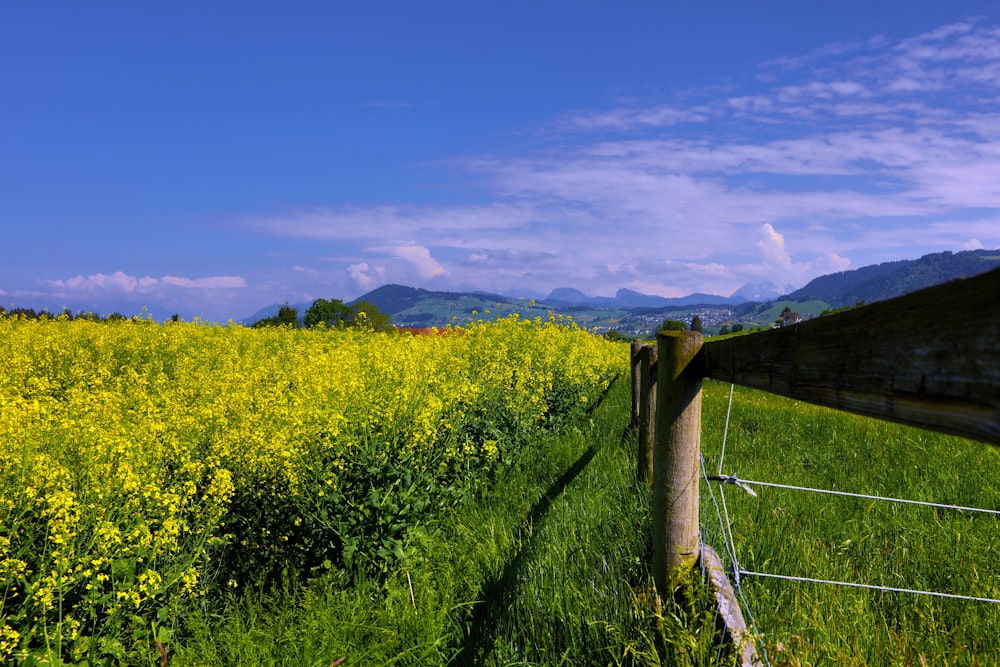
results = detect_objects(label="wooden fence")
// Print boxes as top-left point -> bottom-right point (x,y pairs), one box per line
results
630,267 -> 1000,663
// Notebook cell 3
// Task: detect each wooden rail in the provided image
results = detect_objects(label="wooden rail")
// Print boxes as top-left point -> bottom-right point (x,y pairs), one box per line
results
703,266 -> 1000,444
633,267 -> 1000,665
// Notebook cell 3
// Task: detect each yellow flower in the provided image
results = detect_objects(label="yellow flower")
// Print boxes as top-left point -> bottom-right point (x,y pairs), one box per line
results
0,311 -> 625,646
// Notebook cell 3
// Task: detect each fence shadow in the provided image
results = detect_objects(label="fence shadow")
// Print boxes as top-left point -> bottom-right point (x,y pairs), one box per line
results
447,440 -> 601,666
584,373 -> 619,417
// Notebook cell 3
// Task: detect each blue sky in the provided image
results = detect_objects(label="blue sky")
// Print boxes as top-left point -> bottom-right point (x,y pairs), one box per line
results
3,2 -> 1000,320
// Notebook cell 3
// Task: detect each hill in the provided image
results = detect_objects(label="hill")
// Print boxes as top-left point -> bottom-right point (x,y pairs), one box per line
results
788,249 -> 1000,307
350,284 -> 512,315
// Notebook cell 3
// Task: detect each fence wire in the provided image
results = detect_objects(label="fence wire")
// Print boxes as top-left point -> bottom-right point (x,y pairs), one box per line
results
702,382 -> 1000,663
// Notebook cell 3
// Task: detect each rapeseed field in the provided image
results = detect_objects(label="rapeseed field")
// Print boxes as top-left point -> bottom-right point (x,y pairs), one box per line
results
0,313 -> 623,664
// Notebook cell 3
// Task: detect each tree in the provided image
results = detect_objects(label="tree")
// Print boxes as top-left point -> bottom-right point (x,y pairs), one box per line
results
719,324 -> 731,336
253,302 -> 298,328
304,298 -> 393,332
304,298 -> 353,328
350,300 -> 393,332
690,315 -> 703,332
659,319 -> 686,332
278,303 -> 298,326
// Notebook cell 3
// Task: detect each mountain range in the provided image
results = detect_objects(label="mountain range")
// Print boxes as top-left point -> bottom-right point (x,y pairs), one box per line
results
787,249 -> 1000,307
528,249 -> 999,312
544,285 -> 755,309
241,280 -> 788,325
344,280 -> 794,316
242,248 -> 1000,326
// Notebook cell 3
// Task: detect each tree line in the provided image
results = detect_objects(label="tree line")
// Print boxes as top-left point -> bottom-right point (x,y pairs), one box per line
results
0,298 -> 394,332
0,306 -> 150,322
252,298 -> 393,332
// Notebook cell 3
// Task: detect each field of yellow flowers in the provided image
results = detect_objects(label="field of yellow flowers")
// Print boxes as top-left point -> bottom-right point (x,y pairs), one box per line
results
0,313 -> 623,664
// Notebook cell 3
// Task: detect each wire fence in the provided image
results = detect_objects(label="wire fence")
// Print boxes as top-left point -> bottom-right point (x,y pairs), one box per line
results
697,383 -> 1000,666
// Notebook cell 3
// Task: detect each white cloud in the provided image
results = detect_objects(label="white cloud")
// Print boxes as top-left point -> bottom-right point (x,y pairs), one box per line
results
776,80 -> 867,102
761,37 -> 873,71
757,223 -> 793,272
395,245 -> 447,279
47,271 -> 246,293
52,271 -> 142,293
22,271 -> 255,321
819,253 -> 852,273
557,103 -> 712,131
467,251 -> 489,263
348,262 -> 385,291
160,276 -> 246,289
964,238 -> 984,250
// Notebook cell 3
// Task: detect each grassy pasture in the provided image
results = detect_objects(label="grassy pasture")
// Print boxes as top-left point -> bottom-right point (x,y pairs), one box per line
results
738,300 -> 830,329
699,381 -> 1000,665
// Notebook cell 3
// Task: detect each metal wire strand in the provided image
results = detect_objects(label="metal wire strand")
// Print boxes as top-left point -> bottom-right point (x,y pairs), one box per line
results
710,476 -> 1000,517
738,570 -> 1000,605
717,382 -> 735,477
699,379 -> 1000,665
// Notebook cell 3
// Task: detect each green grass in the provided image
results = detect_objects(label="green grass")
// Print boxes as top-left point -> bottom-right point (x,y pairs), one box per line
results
170,376 -> 1000,666
699,381 -> 1000,666
739,300 -> 830,329
172,377 -> 725,666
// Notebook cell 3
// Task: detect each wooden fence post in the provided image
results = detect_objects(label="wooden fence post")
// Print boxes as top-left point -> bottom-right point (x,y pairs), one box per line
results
652,330 -> 704,595
630,339 -> 643,429
637,344 -> 658,484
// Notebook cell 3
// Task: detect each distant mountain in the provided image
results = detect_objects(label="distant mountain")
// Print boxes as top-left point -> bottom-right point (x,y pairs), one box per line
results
500,288 -> 549,302
729,281 -> 796,303
670,292 -> 735,306
612,289 -> 665,308
788,249 -> 1000,307
239,301 -> 312,326
546,287 -> 610,307
544,287 -> 735,309
351,285 -> 434,314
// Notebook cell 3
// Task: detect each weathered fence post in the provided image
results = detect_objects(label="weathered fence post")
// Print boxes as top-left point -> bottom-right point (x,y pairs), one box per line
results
637,344 -> 658,484
630,339 -> 643,429
652,330 -> 704,595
